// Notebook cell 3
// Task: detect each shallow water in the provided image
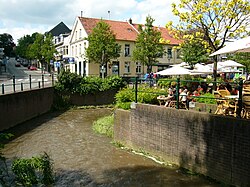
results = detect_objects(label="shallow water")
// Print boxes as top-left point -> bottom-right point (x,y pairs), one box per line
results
2,108 -> 222,187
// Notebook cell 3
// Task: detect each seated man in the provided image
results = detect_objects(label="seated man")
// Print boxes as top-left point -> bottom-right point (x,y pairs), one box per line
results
179,89 -> 190,109
164,88 -> 174,107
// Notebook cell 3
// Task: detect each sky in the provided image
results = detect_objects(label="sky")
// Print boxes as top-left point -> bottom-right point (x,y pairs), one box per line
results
0,0 -> 179,44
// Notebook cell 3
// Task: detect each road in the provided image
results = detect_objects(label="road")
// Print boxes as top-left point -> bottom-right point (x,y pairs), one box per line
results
0,58 -> 56,94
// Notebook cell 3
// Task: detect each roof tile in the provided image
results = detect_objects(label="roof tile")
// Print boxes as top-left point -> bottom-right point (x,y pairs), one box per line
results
79,17 -> 181,44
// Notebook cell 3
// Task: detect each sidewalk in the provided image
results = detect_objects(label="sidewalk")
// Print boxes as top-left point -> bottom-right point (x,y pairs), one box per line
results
0,66 -> 11,82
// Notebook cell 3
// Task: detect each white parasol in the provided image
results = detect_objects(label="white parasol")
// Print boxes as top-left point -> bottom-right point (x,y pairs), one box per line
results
210,36 -> 250,56
218,60 -> 245,68
156,66 -> 191,76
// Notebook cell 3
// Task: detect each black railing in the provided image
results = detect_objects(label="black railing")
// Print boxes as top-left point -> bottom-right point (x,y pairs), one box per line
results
131,76 -> 245,118
1,74 -> 56,95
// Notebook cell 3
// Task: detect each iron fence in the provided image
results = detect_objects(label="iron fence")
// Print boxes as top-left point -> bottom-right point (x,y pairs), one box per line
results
129,77 -> 244,118
0,74 -> 56,95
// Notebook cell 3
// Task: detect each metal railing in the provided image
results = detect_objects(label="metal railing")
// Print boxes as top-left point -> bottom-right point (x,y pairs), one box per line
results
1,74 -> 56,95
131,76 -> 244,117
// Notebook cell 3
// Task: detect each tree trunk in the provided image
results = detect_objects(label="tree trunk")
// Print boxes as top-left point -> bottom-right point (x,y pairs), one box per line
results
213,56 -> 218,91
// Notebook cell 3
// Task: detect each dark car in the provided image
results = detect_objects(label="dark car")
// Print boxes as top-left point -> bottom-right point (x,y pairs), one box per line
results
15,63 -> 21,67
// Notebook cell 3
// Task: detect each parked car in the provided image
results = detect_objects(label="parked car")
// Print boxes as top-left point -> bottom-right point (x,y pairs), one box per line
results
29,65 -> 37,70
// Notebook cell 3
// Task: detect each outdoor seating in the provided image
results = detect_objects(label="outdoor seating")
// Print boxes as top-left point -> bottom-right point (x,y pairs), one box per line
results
242,84 -> 250,119
157,95 -> 168,106
214,90 -> 237,116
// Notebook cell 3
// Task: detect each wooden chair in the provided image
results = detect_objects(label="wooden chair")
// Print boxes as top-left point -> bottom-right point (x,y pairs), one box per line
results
218,89 -> 230,97
242,92 -> 250,119
214,90 -> 235,115
214,91 -> 225,114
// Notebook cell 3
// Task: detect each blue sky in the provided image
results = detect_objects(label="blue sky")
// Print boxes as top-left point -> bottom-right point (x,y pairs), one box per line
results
0,0 -> 179,44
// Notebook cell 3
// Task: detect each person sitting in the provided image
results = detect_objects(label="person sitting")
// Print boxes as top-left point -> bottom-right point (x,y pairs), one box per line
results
179,89 -> 189,109
164,88 -> 174,107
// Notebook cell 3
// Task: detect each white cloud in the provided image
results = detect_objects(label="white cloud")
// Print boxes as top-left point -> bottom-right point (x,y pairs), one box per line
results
0,0 -> 179,44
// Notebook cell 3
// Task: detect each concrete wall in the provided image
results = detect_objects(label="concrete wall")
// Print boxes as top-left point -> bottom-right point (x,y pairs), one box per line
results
0,87 -> 54,131
67,89 -> 118,106
114,104 -> 250,187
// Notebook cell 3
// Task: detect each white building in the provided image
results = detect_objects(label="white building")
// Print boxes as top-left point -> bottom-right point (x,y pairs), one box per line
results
61,17 -> 182,77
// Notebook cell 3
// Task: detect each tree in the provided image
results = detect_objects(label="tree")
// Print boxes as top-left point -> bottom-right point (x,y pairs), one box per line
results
227,53 -> 250,72
180,35 -> 209,68
16,33 -> 38,59
85,20 -> 121,78
133,16 -> 165,73
29,33 -> 56,73
0,33 -> 15,57
167,0 -> 250,81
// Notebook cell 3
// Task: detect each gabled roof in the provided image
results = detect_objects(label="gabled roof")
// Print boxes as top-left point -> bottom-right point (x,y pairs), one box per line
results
78,17 -> 181,45
48,22 -> 71,37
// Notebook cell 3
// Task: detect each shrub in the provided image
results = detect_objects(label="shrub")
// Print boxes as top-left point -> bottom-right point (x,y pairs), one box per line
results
195,93 -> 216,104
115,87 -> 166,109
11,152 -> 54,186
55,70 -> 126,95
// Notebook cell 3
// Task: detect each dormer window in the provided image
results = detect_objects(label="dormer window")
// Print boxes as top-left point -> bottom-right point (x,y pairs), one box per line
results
127,28 -> 133,32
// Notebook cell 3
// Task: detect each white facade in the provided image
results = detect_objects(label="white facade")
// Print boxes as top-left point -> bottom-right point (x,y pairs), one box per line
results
57,17 -> 182,77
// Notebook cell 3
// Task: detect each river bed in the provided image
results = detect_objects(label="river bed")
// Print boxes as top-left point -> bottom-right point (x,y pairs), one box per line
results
2,108 -> 222,187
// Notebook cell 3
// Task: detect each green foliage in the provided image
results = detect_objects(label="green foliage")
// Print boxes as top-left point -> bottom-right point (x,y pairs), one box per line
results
133,16 -> 165,73
55,70 -> 126,95
29,33 -> 56,67
195,93 -> 216,104
169,0 -> 250,52
55,69 -> 82,94
86,20 -> 121,66
115,87 -> 165,109
92,114 -> 114,138
0,33 -> 15,57
115,87 -> 135,103
227,53 -> 250,72
11,152 -> 54,186
16,33 -> 38,59
157,79 -> 176,89
181,39 -> 209,67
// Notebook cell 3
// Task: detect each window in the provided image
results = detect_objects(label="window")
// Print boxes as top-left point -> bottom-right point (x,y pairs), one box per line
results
75,45 -> 77,56
75,31 -> 77,41
125,44 -> 130,57
64,46 -> 68,55
124,62 -> 130,73
136,62 -> 142,73
79,29 -> 82,39
167,48 -> 172,59
79,44 -> 81,56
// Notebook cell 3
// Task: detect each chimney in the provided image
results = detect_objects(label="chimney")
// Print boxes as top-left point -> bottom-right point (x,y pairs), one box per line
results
129,18 -> 132,24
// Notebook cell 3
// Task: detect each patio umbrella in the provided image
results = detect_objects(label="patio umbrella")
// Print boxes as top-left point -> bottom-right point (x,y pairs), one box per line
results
210,36 -> 250,56
156,66 -> 191,76
218,60 -> 245,68
190,64 -> 213,75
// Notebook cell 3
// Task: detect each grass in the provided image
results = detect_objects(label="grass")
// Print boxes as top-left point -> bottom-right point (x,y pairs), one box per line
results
92,114 -> 114,138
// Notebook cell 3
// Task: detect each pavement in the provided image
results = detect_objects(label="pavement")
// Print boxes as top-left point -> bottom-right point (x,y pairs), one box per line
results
0,68 -> 11,82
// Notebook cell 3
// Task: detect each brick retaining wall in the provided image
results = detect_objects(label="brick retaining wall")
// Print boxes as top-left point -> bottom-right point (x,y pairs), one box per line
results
114,104 -> 250,187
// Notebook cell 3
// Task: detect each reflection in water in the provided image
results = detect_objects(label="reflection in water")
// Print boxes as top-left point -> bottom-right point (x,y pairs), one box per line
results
2,109 -> 221,187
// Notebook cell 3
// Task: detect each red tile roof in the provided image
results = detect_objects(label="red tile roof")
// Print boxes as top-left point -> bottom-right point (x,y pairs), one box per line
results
79,17 -> 181,45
